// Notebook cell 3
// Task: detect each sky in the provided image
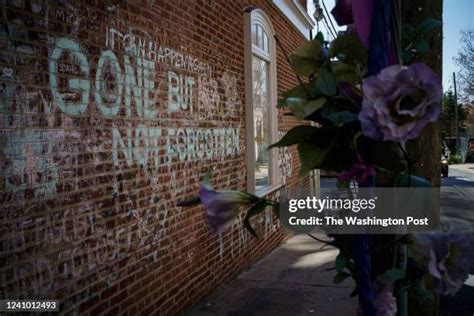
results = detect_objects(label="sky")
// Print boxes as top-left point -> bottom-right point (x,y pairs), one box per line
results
307,0 -> 474,92
442,0 -> 473,92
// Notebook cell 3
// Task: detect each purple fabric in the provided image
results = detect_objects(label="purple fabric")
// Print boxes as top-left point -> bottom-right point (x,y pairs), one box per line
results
331,0 -> 374,49
334,2 -> 389,315
332,0 -> 399,68
366,0 -> 391,75
351,0 -> 374,49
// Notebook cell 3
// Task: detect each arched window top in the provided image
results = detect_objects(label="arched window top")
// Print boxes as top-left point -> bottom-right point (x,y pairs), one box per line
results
252,23 -> 269,53
249,9 -> 275,58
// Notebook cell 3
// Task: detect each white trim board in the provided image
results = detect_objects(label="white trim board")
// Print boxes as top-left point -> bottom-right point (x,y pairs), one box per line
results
272,0 -> 315,40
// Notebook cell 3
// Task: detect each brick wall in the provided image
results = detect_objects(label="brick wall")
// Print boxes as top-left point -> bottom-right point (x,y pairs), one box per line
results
0,0 -> 310,314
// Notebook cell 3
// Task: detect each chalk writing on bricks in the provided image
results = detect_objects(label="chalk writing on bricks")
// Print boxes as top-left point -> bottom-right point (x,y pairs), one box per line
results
2,35 -> 241,199
50,38 -> 90,115
0,6 -> 249,301
278,131 -> 293,183
47,35 -> 241,165
106,27 -> 212,74
0,3 -> 308,313
1,130 -> 59,198
112,127 -> 240,168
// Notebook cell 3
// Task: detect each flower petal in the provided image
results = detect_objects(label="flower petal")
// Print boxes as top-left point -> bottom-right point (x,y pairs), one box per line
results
359,63 -> 441,142
199,183 -> 256,234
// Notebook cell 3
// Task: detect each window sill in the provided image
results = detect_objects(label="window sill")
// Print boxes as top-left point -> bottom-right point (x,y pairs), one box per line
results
256,183 -> 283,198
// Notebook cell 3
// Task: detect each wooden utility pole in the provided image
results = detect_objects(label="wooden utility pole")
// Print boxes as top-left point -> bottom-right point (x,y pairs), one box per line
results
402,0 -> 442,315
401,0 -> 443,187
453,72 -> 459,154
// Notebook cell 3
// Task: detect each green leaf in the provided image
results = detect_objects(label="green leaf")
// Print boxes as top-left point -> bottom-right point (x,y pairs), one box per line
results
383,268 -> 405,282
306,98 -> 327,113
289,58 -> 316,77
269,125 -> 321,148
291,38 -> 321,60
335,254 -> 348,272
277,84 -> 311,108
298,142 -> 331,173
413,39 -> 429,54
289,38 -> 322,76
333,95 -> 361,111
282,84 -> 312,99
333,63 -> 360,84
284,98 -> 311,120
292,39 -> 322,58
286,97 -> 307,110
416,19 -> 442,35
271,126 -> 338,149
333,271 -> 351,284
315,68 -> 337,96
326,111 -> 359,124
288,97 -> 327,120
243,200 -> 268,238
329,32 -> 367,66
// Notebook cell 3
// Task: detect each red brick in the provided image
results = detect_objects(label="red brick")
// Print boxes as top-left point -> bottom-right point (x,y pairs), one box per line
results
1,0 -> 310,314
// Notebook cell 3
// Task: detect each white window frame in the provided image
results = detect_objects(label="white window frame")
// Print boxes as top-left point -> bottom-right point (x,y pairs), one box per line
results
244,8 -> 279,196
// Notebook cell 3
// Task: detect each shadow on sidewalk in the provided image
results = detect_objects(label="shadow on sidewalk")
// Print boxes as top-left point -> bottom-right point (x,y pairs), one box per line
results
186,234 -> 357,316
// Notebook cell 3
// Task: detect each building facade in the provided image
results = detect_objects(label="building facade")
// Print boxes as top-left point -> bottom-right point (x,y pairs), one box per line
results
0,0 -> 314,314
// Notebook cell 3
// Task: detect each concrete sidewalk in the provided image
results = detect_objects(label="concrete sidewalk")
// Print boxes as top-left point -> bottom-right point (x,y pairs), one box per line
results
186,234 -> 357,316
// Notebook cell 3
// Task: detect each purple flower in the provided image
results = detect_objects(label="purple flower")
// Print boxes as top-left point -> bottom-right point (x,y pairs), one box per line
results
359,63 -> 442,142
373,276 -> 397,316
338,160 -> 375,185
199,183 -> 258,234
411,233 -> 474,296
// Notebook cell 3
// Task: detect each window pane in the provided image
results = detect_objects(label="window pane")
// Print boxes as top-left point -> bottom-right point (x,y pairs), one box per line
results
257,25 -> 263,49
251,24 -> 257,45
262,31 -> 268,52
252,56 -> 270,189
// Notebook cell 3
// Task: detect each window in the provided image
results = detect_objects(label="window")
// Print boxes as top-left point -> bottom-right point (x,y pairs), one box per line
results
244,8 -> 278,195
